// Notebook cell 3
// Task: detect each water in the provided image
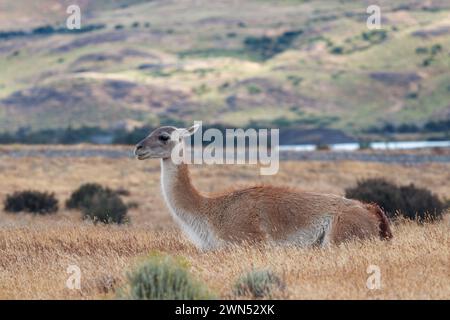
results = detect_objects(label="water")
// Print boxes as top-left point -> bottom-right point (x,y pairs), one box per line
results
279,140 -> 450,152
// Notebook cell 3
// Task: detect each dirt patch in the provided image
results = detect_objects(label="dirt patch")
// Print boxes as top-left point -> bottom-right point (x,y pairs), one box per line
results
52,32 -> 128,53
1,78 -> 194,112
412,26 -> 450,38
195,17 -> 245,27
69,49 -> 162,72
226,77 -> 315,110
1,84 -> 92,108
369,72 -> 421,86
0,79 -> 198,130
101,79 -> 194,112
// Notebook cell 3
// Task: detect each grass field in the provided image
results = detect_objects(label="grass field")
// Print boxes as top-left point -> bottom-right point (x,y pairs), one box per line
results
0,146 -> 449,299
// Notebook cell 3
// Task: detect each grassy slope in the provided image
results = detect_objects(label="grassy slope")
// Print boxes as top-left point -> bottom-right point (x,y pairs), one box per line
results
0,0 -> 449,133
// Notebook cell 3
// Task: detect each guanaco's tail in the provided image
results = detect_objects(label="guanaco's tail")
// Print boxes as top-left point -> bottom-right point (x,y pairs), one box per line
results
369,203 -> 393,240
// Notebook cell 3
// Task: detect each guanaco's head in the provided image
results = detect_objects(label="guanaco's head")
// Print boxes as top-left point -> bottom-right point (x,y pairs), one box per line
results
134,124 -> 199,160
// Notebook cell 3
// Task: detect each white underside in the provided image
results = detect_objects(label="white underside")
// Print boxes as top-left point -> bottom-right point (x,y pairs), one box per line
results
279,215 -> 334,247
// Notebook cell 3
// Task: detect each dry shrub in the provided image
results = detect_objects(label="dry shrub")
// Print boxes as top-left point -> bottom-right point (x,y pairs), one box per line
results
121,253 -> 214,300
233,269 -> 284,298
66,183 -> 128,224
345,178 -> 445,222
4,190 -> 58,214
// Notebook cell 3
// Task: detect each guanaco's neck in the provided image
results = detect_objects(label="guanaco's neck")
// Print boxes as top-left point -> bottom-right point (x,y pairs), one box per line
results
160,158 -> 207,218
160,158 -> 220,250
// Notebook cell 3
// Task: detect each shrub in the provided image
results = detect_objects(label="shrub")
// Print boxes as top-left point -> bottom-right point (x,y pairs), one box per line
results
32,25 -> 55,35
67,183 -> 128,224
0,30 -> 27,40
316,143 -> 331,151
430,44 -> 442,55
66,183 -> 112,210
243,29 -> 303,60
422,57 -> 434,67
81,191 -> 128,224
122,254 -> 213,300
398,184 -> 445,221
287,75 -> 303,86
358,141 -> 371,150
406,92 -> 418,99
415,47 -> 428,54
4,190 -> 58,214
247,84 -> 262,95
345,178 -> 444,222
362,30 -> 387,44
330,46 -> 344,54
234,269 -> 284,298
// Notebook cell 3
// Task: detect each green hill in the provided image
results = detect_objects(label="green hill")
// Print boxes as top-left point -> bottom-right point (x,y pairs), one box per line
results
0,0 -> 449,139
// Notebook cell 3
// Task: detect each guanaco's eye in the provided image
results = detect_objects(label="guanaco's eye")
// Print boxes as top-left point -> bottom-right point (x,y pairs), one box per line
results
158,135 -> 170,142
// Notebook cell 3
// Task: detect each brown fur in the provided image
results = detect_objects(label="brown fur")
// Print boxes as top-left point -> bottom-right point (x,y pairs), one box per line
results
163,160 -> 392,245
367,203 -> 393,240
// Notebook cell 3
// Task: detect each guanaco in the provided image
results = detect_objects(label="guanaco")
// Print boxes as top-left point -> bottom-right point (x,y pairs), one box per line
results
135,125 -> 392,250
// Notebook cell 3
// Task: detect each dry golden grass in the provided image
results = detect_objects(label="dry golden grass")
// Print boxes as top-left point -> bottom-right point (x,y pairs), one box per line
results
0,220 -> 448,299
0,146 -> 449,299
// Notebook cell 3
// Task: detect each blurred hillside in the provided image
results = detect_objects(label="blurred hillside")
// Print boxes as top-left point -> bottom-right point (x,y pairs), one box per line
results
0,0 -> 450,143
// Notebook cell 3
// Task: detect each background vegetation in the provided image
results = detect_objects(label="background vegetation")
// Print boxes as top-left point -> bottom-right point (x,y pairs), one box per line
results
0,0 -> 449,144
345,178 -> 446,222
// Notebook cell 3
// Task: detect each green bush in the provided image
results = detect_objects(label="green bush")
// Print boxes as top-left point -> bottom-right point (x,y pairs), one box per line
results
4,190 -> 58,214
406,91 -> 418,99
358,141 -> 371,150
415,47 -> 428,54
234,270 -> 284,298
81,191 -> 128,224
430,44 -> 442,55
422,57 -> 434,67
330,46 -> 344,54
243,29 -> 303,60
247,84 -> 262,95
66,183 -> 112,210
67,183 -> 128,224
398,184 -> 445,221
316,143 -> 331,151
122,254 -> 213,300
345,178 -> 445,222
362,30 -> 387,44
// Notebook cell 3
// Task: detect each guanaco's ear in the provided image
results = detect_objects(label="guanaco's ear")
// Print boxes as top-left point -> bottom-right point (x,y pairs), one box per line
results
174,123 -> 200,139
183,123 -> 200,136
